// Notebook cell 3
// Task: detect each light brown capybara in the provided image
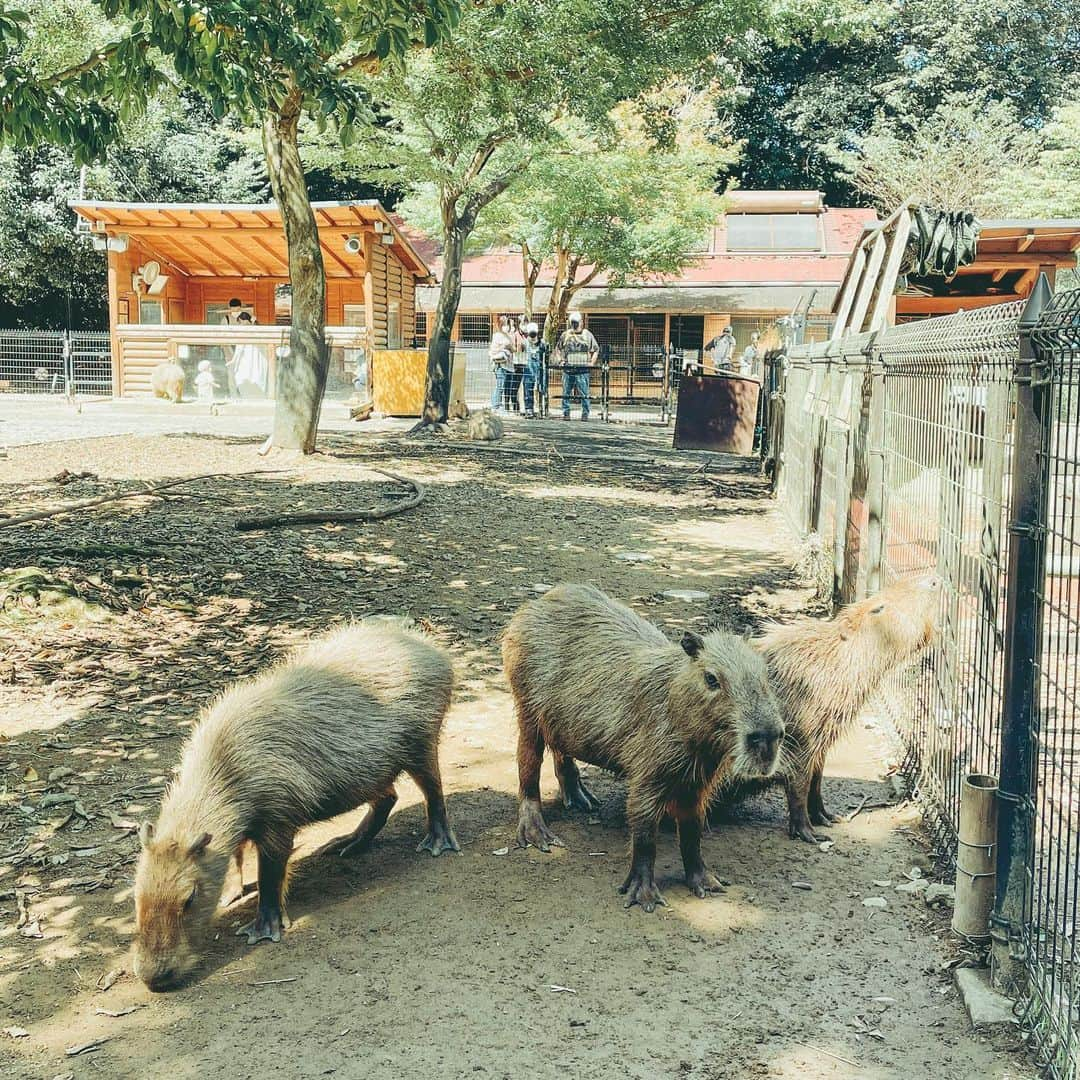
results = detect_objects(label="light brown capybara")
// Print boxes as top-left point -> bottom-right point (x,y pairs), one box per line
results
150,361 -> 185,403
133,621 -> 459,991
466,408 -> 504,441
503,583 -> 785,913
712,575 -> 941,842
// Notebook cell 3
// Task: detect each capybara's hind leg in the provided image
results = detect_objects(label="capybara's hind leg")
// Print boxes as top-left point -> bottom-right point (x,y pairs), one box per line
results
516,707 -> 562,852
677,815 -> 725,899
553,751 -> 600,813
409,762 -> 461,857
238,839 -> 293,945
339,787 -> 399,858
807,765 -> 839,826
786,773 -> 821,843
619,784 -> 666,912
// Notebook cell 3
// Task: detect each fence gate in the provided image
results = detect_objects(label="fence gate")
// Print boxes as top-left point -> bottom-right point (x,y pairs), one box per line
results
771,281 -> 1080,1080
0,329 -> 112,396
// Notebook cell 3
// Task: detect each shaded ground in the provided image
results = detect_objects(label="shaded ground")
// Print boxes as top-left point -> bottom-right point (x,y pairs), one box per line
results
0,416 -> 1033,1079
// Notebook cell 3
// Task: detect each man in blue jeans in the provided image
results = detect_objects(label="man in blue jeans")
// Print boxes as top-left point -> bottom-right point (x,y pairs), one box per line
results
555,311 -> 599,420
521,321 -> 549,418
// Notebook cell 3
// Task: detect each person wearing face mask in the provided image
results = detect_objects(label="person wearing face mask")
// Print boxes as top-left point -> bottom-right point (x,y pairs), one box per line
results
521,321 -> 549,419
554,311 -> 598,421
489,315 -> 520,413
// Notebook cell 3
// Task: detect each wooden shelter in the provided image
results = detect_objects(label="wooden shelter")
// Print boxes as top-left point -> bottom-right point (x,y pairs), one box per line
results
70,200 -> 430,398
830,205 -> 1080,339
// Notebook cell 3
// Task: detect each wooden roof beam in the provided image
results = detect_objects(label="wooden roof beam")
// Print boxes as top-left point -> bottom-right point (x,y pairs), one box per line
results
246,234 -> 291,275
1017,232 -> 1036,252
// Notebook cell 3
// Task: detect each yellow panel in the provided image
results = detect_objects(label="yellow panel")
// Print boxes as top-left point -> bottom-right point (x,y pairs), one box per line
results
371,349 -> 465,417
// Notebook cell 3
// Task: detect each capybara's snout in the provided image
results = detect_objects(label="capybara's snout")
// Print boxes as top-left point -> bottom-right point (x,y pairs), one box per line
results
745,725 -> 784,775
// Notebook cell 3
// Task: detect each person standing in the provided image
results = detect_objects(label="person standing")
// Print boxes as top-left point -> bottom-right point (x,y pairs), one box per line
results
489,315 -> 519,412
739,331 -> 761,378
704,325 -> 736,372
521,321 -> 549,418
555,311 -> 599,421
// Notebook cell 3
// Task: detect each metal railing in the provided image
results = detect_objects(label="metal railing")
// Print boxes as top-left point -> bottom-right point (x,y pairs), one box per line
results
769,283 -> 1080,1080
0,330 -> 112,396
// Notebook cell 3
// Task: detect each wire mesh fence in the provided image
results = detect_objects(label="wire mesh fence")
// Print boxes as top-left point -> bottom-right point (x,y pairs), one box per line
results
771,287 -> 1080,1079
0,330 -> 112,396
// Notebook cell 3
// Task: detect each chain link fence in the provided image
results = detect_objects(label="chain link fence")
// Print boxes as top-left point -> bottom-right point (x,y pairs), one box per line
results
0,330 -> 112,396
770,285 -> 1080,1080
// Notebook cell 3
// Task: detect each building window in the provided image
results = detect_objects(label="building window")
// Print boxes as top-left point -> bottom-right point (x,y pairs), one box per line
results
387,300 -> 402,349
725,214 -> 821,252
458,313 -> 492,344
414,311 -> 428,346
139,299 -> 164,325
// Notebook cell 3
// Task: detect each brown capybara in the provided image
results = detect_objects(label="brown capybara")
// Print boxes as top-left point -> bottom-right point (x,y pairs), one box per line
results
466,408 -> 504,441
503,583 -> 785,913
712,575 -> 941,842
133,621 -> 459,991
150,361 -> 185,403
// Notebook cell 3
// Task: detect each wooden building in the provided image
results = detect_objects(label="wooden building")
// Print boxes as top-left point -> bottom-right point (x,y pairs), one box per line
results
69,200 -> 430,398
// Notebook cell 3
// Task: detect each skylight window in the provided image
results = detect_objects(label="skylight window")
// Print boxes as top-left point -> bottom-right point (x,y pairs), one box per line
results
725,213 -> 821,252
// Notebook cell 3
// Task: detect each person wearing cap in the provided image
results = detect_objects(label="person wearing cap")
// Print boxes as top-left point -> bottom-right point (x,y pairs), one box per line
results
554,311 -> 599,421
489,315 -> 521,412
704,325 -> 736,372
521,321 -> 549,418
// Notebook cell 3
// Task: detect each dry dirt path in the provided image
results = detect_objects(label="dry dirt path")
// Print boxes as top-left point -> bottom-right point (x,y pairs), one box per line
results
0,418 -> 1033,1079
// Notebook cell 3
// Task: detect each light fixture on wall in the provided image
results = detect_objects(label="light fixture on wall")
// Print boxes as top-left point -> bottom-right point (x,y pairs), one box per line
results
373,220 -> 386,234
106,234 -> 129,253
381,233 -> 393,245
344,234 -> 362,255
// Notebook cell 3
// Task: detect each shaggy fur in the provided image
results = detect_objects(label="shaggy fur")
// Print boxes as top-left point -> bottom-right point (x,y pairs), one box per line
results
712,576 -> 941,842
466,409 -> 504,441
503,583 -> 784,912
150,362 -> 185,403
133,621 -> 458,991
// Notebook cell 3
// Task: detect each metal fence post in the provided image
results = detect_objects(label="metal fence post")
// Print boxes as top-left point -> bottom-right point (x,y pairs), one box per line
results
991,274 -> 1053,995
62,330 -> 73,399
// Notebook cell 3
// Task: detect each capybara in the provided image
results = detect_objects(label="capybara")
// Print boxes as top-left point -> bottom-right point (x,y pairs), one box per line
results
712,575 -> 940,842
150,361 -> 185,403
466,408 -> 504,441
503,583 -> 785,912
133,621 -> 459,991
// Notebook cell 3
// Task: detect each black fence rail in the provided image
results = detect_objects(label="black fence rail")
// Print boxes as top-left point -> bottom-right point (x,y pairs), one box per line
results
770,283 -> 1080,1080
0,330 -> 112,396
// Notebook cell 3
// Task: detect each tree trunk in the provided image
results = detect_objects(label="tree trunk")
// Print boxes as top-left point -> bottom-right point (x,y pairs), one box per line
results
262,95 -> 328,452
422,218 -> 467,425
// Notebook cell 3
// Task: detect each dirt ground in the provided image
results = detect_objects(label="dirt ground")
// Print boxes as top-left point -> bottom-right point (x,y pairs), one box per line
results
0,417 -> 1035,1080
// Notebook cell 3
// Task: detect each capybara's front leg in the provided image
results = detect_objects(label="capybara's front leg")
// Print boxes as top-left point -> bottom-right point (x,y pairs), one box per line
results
516,710 -> 562,852
239,839 -> 293,945
553,751 -> 601,813
409,761 -> 461,857
677,815 -> 725,899
340,787 -> 399,858
807,765 -> 839,826
786,772 -> 821,843
619,788 -> 666,912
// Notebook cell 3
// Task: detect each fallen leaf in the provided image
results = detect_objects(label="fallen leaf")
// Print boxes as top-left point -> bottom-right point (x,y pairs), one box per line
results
94,1006 -> 141,1018
66,1039 -> 108,1056
549,985 -> 577,994
2,1026 -> 29,1039
96,968 -> 123,992
22,766 -> 38,783
491,847 -> 510,856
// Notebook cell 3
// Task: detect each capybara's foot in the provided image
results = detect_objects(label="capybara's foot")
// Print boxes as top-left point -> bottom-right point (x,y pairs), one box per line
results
619,868 -> 667,913
417,822 -> 461,857
685,867 -> 726,899
516,799 -> 563,852
237,905 -> 289,945
810,806 -> 840,827
561,778 -> 600,813
789,814 -> 822,844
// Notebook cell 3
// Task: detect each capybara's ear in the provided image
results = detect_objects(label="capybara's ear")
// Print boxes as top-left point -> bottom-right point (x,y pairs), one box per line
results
187,832 -> 213,858
139,822 -> 154,848
681,631 -> 705,658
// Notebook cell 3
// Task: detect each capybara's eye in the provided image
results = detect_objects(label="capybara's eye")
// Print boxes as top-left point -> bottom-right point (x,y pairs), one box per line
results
183,887 -> 197,911
704,672 -> 720,690
870,604 -> 885,615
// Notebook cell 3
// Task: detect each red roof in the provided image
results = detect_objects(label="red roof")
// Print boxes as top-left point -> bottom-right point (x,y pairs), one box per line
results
395,205 -> 877,288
